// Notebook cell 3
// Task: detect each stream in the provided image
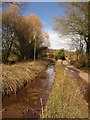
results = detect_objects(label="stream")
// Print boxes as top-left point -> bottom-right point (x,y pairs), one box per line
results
2,64 -> 55,118
65,66 -> 89,110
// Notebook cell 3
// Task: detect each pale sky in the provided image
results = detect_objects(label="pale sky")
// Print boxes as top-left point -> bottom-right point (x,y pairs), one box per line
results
48,30 -> 70,50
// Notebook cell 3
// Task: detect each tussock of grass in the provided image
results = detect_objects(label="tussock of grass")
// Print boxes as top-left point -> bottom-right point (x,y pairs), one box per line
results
42,60 -> 88,118
2,60 -> 47,97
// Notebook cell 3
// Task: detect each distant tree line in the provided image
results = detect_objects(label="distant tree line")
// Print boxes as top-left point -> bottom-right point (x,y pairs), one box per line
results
55,49 -> 66,60
2,4 -> 49,63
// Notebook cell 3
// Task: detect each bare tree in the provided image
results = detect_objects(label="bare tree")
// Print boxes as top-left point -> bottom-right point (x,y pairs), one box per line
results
54,2 -> 89,54
2,6 -> 19,63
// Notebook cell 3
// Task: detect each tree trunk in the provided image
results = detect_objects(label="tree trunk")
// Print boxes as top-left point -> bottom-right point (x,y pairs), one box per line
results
86,41 -> 90,54
34,40 -> 36,63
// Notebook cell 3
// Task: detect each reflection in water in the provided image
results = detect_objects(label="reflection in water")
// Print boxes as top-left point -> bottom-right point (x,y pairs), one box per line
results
2,65 -> 55,118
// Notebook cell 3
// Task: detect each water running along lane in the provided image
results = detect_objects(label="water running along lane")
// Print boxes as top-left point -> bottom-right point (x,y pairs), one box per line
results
63,61 -> 89,110
2,65 -> 55,118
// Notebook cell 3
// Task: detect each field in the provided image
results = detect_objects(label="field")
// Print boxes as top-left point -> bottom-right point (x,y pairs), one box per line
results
42,60 -> 88,118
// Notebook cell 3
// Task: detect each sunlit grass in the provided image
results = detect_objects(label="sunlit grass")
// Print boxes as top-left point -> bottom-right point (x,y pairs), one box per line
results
42,60 -> 88,118
2,60 -> 48,96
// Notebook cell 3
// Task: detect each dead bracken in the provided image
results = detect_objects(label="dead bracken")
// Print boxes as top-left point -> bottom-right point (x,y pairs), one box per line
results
2,60 -> 48,97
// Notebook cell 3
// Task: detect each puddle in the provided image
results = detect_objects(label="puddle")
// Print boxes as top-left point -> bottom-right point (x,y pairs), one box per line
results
2,64 -> 55,118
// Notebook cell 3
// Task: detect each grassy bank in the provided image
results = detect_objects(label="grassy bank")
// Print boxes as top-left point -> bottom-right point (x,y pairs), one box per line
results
42,60 -> 88,118
2,60 -> 48,97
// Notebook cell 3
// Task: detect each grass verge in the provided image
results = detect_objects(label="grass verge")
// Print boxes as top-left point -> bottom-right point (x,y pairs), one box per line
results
2,60 -> 48,97
42,60 -> 88,118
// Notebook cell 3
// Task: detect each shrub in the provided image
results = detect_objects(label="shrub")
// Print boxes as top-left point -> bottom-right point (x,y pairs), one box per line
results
56,49 -> 66,60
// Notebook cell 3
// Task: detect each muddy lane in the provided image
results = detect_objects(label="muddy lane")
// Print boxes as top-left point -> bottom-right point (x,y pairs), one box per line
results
65,66 -> 89,110
2,65 -> 55,118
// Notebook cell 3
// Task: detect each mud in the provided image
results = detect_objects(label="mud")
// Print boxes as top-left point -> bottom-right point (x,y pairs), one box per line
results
2,64 -> 55,118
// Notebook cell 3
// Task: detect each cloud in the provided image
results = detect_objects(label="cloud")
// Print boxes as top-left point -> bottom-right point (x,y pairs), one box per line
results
48,30 -> 70,50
